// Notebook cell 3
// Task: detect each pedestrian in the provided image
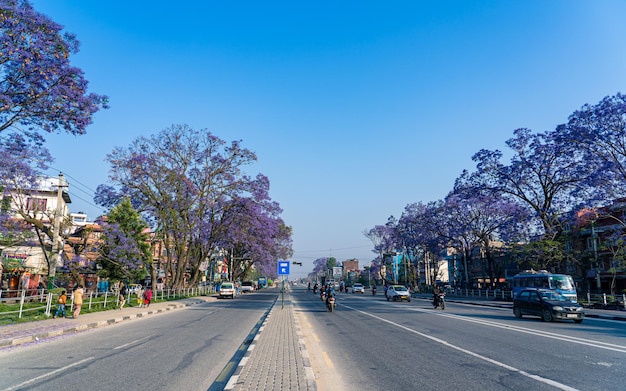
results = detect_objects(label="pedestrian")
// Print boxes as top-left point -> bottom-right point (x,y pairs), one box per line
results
144,287 -> 153,307
53,290 -> 67,318
119,282 -> 127,309
72,285 -> 84,318
137,286 -> 144,307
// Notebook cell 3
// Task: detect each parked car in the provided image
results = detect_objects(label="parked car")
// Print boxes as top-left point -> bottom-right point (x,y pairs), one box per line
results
127,284 -> 142,294
241,281 -> 255,293
219,282 -> 237,299
513,288 -> 584,323
352,283 -> 365,294
386,285 -> 411,302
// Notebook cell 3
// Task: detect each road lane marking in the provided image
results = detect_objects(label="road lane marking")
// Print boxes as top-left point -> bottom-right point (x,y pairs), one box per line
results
322,351 -> 334,368
113,335 -> 153,350
406,306 -> 626,353
344,304 -> 579,391
2,357 -> 95,391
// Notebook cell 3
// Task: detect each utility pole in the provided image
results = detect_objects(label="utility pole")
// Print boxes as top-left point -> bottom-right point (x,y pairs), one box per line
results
49,173 -> 67,289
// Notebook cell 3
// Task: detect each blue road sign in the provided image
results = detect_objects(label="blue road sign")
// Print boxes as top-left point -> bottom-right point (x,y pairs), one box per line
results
278,261 -> 290,275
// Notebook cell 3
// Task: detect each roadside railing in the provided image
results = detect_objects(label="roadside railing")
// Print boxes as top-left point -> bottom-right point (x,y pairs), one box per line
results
580,293 -> 626,310
444,288 -> 514,302
0,285 -> 216,322
414,287 -> 626,310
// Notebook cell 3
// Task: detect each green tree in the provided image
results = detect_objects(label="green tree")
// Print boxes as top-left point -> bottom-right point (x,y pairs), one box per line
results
98,198 -> 151,283
510,239 -> 566,271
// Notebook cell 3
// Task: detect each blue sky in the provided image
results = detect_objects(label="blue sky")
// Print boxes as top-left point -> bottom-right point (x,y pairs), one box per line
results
31,1 -> 626,277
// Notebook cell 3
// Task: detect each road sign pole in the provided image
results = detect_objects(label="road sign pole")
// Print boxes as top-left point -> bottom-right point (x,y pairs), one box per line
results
277,260 -> 290,309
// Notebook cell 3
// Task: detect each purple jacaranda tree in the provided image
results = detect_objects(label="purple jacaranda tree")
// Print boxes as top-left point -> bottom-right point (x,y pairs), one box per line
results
0,135 -> 76,286
312,257 -> 338,279
364,217 -> 399,285
0,134 -> 49,239
366,260 -> 381,285
444,191 -> 528,289
465,128 -> 596,241
396,201 -> 450,289
0,0 -> 108,138
1,0 -> 106,287
98,124 -> 290,289
215,189 -> 293,283
556,92 -> 626,200
62,254 -> 88,287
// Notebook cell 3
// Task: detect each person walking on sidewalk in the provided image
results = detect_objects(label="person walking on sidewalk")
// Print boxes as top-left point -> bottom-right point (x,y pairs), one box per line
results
54,290 -> 67,318
137,286 -> 144,308
144,287 -> 153,307
119,283 -> 127,309
72,285 -> 84,318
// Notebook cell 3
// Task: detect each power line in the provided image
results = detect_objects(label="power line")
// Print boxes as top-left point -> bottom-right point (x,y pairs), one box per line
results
50,167 -> 96,195
43,167 -> 103,214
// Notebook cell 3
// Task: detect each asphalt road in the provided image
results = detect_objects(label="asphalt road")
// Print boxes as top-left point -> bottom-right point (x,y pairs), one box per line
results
2,286 -> 624,391
292,286 -> 626,391
0,291 -> 277,391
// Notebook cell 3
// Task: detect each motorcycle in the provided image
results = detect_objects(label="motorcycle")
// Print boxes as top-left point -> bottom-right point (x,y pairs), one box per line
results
372,286 -> 377,296
321,291 -> 326,302
326,296 -> 336,312
433,292 -> 446,310
313,285 -> 318,294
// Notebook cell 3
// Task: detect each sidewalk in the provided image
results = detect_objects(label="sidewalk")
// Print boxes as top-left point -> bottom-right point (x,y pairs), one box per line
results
0,295 -> 217,349
224,295 -> 316,391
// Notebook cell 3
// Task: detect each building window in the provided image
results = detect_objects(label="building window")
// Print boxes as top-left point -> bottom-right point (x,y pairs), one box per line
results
586,237 -> 598,251
26,198 -> 47,211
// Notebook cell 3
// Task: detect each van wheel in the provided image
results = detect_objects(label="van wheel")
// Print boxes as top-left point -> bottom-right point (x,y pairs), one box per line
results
542,309 -> 553,322
574,319 -> 583,324
514,307 -> 522,318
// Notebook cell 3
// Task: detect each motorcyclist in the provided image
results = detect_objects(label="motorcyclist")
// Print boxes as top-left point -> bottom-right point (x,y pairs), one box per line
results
325,285 -> 336,307
313,282 -> 318,294
433,285 -> 442,308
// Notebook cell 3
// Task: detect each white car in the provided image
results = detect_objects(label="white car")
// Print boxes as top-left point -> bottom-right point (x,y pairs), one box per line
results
386,285 -> 411,302
127,284 -> 142,294
219,282 -> 236,299
241,281 -> 255,293
352,283 -> 365,294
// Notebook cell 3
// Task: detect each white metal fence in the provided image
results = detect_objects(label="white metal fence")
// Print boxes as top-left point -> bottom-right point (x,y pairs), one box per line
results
0,285 -> 216,319
441,287 -> 626,309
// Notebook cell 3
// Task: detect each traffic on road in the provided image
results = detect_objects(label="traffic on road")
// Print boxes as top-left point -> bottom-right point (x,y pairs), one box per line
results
1,285 -> 625,391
